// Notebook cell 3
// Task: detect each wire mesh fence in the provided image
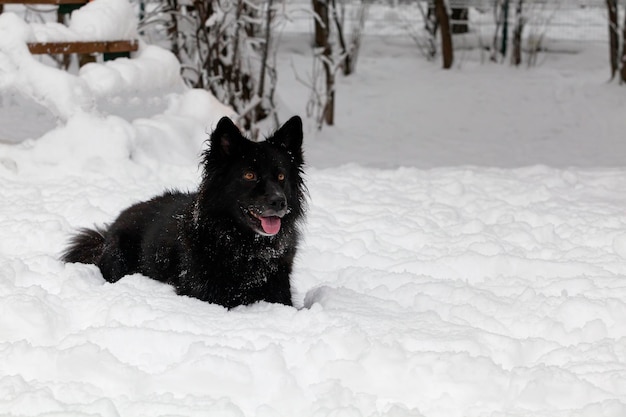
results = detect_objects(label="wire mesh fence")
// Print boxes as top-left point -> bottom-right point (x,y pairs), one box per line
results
284,1 -> 615,45
444,0 -> 613,43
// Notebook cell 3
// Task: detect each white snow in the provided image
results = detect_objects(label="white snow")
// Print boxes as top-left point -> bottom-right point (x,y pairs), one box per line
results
69,0 -> 137,41
23,0 -> 137,42
1,3 -> 626,417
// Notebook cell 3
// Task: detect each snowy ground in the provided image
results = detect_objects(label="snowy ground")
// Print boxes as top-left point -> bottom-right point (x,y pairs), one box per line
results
1,4 -> 626,417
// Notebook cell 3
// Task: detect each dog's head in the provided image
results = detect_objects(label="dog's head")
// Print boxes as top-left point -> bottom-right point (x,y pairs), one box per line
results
199,116 -> 305,237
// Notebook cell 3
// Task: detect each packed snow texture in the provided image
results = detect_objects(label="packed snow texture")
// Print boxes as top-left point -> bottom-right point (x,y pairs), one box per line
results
1,3 -> 626,417
2,161 -> 626,417
17,0 -> 137,43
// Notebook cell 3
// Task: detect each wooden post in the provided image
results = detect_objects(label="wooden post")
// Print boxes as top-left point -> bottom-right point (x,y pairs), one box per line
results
312,0 -> 334,126
511,0 -> 524,66
433,0 -> 453,69
622,3 -> 626,83
606,0 -> 619,79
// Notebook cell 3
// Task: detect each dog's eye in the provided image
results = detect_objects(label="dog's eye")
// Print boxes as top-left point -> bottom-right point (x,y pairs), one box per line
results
277,173 -> 285,181
243,171 -> 257,181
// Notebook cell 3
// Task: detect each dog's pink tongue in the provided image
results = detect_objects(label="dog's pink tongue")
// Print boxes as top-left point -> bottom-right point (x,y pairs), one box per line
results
260,216 -> 281,235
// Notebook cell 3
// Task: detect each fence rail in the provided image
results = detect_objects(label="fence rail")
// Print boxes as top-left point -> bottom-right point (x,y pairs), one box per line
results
282,1 -> 616,44
443,0 -> 607,6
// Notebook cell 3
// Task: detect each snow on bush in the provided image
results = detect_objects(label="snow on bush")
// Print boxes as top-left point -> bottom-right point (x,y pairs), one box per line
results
69,0 -> 138,41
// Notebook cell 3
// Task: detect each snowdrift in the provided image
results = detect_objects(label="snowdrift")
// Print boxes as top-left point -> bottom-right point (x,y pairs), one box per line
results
2,155 -> 626,416
1,2 -> 626,416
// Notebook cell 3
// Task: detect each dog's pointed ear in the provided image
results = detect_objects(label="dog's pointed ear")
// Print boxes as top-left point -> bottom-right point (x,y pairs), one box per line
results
268,116 -> 303,155
210,117 -> 244,157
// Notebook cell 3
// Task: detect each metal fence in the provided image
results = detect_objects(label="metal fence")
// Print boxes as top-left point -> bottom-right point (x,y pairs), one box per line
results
283,1 -> 615,44
449,0 -> 612,43
382,1 -> 612,43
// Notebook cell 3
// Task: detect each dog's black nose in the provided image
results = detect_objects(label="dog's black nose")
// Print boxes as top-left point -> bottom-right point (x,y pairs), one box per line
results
269,194 -> 287,211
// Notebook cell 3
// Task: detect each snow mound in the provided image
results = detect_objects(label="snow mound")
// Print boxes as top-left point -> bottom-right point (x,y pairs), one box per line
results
0,5 -> 233,166
1,159 -> 626,416
79,45 -> 184,99
24,0 -> 137,42
69,0 -> 138,41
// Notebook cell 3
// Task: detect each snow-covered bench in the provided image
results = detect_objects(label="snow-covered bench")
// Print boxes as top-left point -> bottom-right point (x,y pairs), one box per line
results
0,0 -> 138,62
27,39 -> 138,56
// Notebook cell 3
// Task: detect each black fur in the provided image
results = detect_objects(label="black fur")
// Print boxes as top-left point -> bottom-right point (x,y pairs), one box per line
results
62,116 -> 306,308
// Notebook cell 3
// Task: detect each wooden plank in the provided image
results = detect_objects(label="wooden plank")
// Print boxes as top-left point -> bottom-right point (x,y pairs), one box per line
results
27,40 -> 139,55
0,0 -> 88,4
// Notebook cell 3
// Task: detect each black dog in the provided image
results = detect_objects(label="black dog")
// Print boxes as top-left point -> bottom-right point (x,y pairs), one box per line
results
62,116 -> 306,308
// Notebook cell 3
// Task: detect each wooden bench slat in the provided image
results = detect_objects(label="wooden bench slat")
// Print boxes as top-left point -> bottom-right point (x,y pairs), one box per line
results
27,40 -> 139,55
0,0 -> 87,4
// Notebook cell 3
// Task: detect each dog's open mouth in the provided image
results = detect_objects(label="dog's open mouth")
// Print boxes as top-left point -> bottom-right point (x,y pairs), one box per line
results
248,210 -> 283,236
